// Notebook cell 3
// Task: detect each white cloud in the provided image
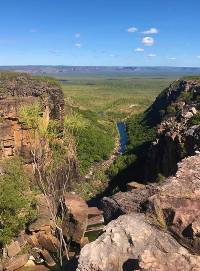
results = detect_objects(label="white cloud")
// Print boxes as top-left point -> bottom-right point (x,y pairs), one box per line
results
142,37 -> 154,46
142,28 -> 159,34
75,43 -> 82,48
29,28 -> 38,33
168,57 -> 176,60
197,56 -> 200,59
75,33 -> 81,38
135,48 -> 144,52
127,26 -> 138,33
148,54 -> 156,57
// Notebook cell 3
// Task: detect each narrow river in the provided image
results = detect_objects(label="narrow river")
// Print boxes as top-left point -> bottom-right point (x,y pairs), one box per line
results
117,122 -> 128,154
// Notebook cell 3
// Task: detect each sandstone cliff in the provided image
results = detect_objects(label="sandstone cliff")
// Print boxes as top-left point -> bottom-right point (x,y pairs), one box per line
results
0,72 -> 64,161
144,78 -> 200,180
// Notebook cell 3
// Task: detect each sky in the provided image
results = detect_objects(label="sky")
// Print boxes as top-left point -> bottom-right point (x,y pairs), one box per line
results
0,0 -> 200,66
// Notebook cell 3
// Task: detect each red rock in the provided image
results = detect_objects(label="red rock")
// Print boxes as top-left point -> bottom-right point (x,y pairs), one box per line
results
37,232 -> 60,253
62,193 -> 88,244
27,234 -> 39,248
88,207 -> 103,218
40,249 -> 56,267
6,240 -> 21,258
4,254 -> 29,271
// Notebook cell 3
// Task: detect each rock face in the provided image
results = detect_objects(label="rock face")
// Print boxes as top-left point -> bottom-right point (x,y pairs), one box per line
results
103,154 -> 200,250
0,72 -> 64,162
79,153 -> 200,270
102,186 -> 156,223
77,214 -> 200,271
144,79 -> 200,180
62,193 -> 89,244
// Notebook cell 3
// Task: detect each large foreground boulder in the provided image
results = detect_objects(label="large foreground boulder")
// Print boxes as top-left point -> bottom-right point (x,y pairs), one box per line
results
77,213 -> 200,271
102,153 -> 200,253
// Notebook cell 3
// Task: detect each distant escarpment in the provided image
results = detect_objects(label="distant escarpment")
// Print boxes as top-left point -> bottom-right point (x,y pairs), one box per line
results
144,77 -> 200,180
0,72 -> 64,161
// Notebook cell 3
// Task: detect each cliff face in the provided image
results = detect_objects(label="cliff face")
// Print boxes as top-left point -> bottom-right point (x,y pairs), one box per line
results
144,78 -> 200,180
0,72 -> 64,162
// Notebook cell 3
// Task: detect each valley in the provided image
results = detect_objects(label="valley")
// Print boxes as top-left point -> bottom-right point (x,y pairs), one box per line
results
1,70 -> 200,271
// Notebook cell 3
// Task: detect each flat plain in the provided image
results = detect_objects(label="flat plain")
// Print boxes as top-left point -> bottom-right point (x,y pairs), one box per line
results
61,74 -> 175,119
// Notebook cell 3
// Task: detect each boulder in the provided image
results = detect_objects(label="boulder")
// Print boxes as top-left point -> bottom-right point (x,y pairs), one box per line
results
29,194 -> 53,232
37,232 -> 60,253
6,240 -> 21,258
77,214 -> 200,271
88,207 -> 103,218
62,193 -> 88,244
40,249 -> 56,267
101,186 -> 156,223
27,234 -> 39,248
139,249 -> 200,271
4,254 -> 29,271
146,154 -> 200,253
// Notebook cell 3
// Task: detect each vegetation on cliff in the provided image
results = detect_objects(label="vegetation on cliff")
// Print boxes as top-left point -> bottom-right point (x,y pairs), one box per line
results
0,158 -> 36,246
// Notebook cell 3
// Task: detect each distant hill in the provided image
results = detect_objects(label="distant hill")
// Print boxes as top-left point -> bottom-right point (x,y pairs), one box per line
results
0,66 -> 200,77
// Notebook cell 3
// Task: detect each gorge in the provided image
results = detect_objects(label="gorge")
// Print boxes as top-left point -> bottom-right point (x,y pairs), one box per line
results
1,72 -> 200,271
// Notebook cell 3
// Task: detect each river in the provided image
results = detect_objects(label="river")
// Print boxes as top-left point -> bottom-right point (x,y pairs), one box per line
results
117,122 -> 128,154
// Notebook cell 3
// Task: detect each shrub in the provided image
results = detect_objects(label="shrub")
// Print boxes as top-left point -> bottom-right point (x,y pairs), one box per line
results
166,105 -> 176,115
0,158 -> 35,246
189,111 -> 200,126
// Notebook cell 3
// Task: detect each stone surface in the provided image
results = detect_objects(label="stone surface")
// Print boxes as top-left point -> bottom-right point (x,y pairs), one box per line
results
4,254 -> 29,271
127,181 -> 146,190
0,72 -> 64,162
139,249 -> 200,271
103,154 -> 200,252
40,249 -> 56,267
77,214 -> 200,271
88,207 -> 103,218
62,193 -> 89,244
6,240 -> 21,258
37,232 -> 60,253
101,186 -> 156,223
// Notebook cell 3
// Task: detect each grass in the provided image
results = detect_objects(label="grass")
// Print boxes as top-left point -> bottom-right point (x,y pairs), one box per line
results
61,75 -> 174,120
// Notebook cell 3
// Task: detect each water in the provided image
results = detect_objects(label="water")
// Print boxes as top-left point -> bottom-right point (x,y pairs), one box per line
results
117,122 -> 128,153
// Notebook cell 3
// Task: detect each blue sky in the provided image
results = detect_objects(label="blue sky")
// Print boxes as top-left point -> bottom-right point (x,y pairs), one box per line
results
0,0 -> 200,66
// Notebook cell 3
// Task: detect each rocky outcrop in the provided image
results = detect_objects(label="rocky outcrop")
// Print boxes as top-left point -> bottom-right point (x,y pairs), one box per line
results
103,154 -> 200,249
144,79 -> 200,180
79,153 -> 200,270
101,186 -> 156,223
0,72 -> 64,162
77,213 -> 200,271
